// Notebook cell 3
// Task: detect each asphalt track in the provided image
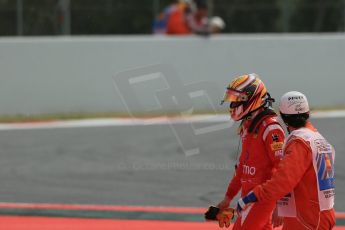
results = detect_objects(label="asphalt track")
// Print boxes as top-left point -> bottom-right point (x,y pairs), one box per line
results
0,116 -> 344,229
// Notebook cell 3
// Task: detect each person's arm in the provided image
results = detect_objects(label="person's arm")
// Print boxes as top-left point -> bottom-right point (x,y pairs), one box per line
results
236,139 -> 312,213
226,163 -> 243,199
254,139 -> 312,202
217,161 -> 243,209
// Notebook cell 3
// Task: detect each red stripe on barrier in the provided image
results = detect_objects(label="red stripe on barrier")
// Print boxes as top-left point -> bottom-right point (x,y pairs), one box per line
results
0,202 -> 205,214
0,202 -> 344,218
0,216 -> 345,230
0,216 -> 218,230
337,212 -> 345,218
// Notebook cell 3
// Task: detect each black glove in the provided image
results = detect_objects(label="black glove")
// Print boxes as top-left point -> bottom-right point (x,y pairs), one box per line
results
204,206 -> 220,220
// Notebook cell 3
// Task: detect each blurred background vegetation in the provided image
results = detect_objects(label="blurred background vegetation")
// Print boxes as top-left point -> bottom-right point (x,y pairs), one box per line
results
0,0 -> 344,36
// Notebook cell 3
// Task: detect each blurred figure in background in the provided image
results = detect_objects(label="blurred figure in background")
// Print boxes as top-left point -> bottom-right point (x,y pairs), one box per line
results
184,0 -> 208,35
152,0 -> 189,35
166,0 -> 193,34
152,0 -> 225,35
208,16 -> 226,34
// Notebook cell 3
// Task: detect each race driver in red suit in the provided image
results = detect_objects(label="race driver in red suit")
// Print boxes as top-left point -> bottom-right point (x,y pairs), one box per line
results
216,73 -> 285,229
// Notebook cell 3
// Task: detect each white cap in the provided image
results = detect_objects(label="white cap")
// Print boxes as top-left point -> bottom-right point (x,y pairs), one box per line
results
279,91 -> 310,115
210,16 -> 226,30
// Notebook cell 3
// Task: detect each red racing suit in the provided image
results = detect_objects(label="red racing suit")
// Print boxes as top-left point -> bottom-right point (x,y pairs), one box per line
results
225,109 -> 285,229
253,122 -> 335,229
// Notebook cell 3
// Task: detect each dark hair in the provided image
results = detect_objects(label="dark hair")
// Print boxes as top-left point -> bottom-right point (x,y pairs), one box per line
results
280,113 -> 309,128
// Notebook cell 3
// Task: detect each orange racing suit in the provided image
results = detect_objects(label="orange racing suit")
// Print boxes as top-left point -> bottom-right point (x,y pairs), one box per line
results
253,122 -> 335,229
225,109 -> 285,229
166,3 -> 191,35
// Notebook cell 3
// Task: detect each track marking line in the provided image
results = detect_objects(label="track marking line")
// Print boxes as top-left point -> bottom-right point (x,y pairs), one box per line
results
0,110 -> 344,131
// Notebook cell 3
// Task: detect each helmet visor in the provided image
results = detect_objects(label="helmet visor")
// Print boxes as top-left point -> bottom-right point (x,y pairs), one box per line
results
230,101 -> 244,108
222,88 -> 248,104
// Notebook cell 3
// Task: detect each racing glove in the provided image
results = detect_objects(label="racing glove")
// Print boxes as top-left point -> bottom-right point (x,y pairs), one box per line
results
236,191 -> 257,214
204,206 -> 235,228
217,208 -> 235,228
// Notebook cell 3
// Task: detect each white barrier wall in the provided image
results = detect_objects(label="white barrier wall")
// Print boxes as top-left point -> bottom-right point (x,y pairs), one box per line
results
0,34 -> 344,115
